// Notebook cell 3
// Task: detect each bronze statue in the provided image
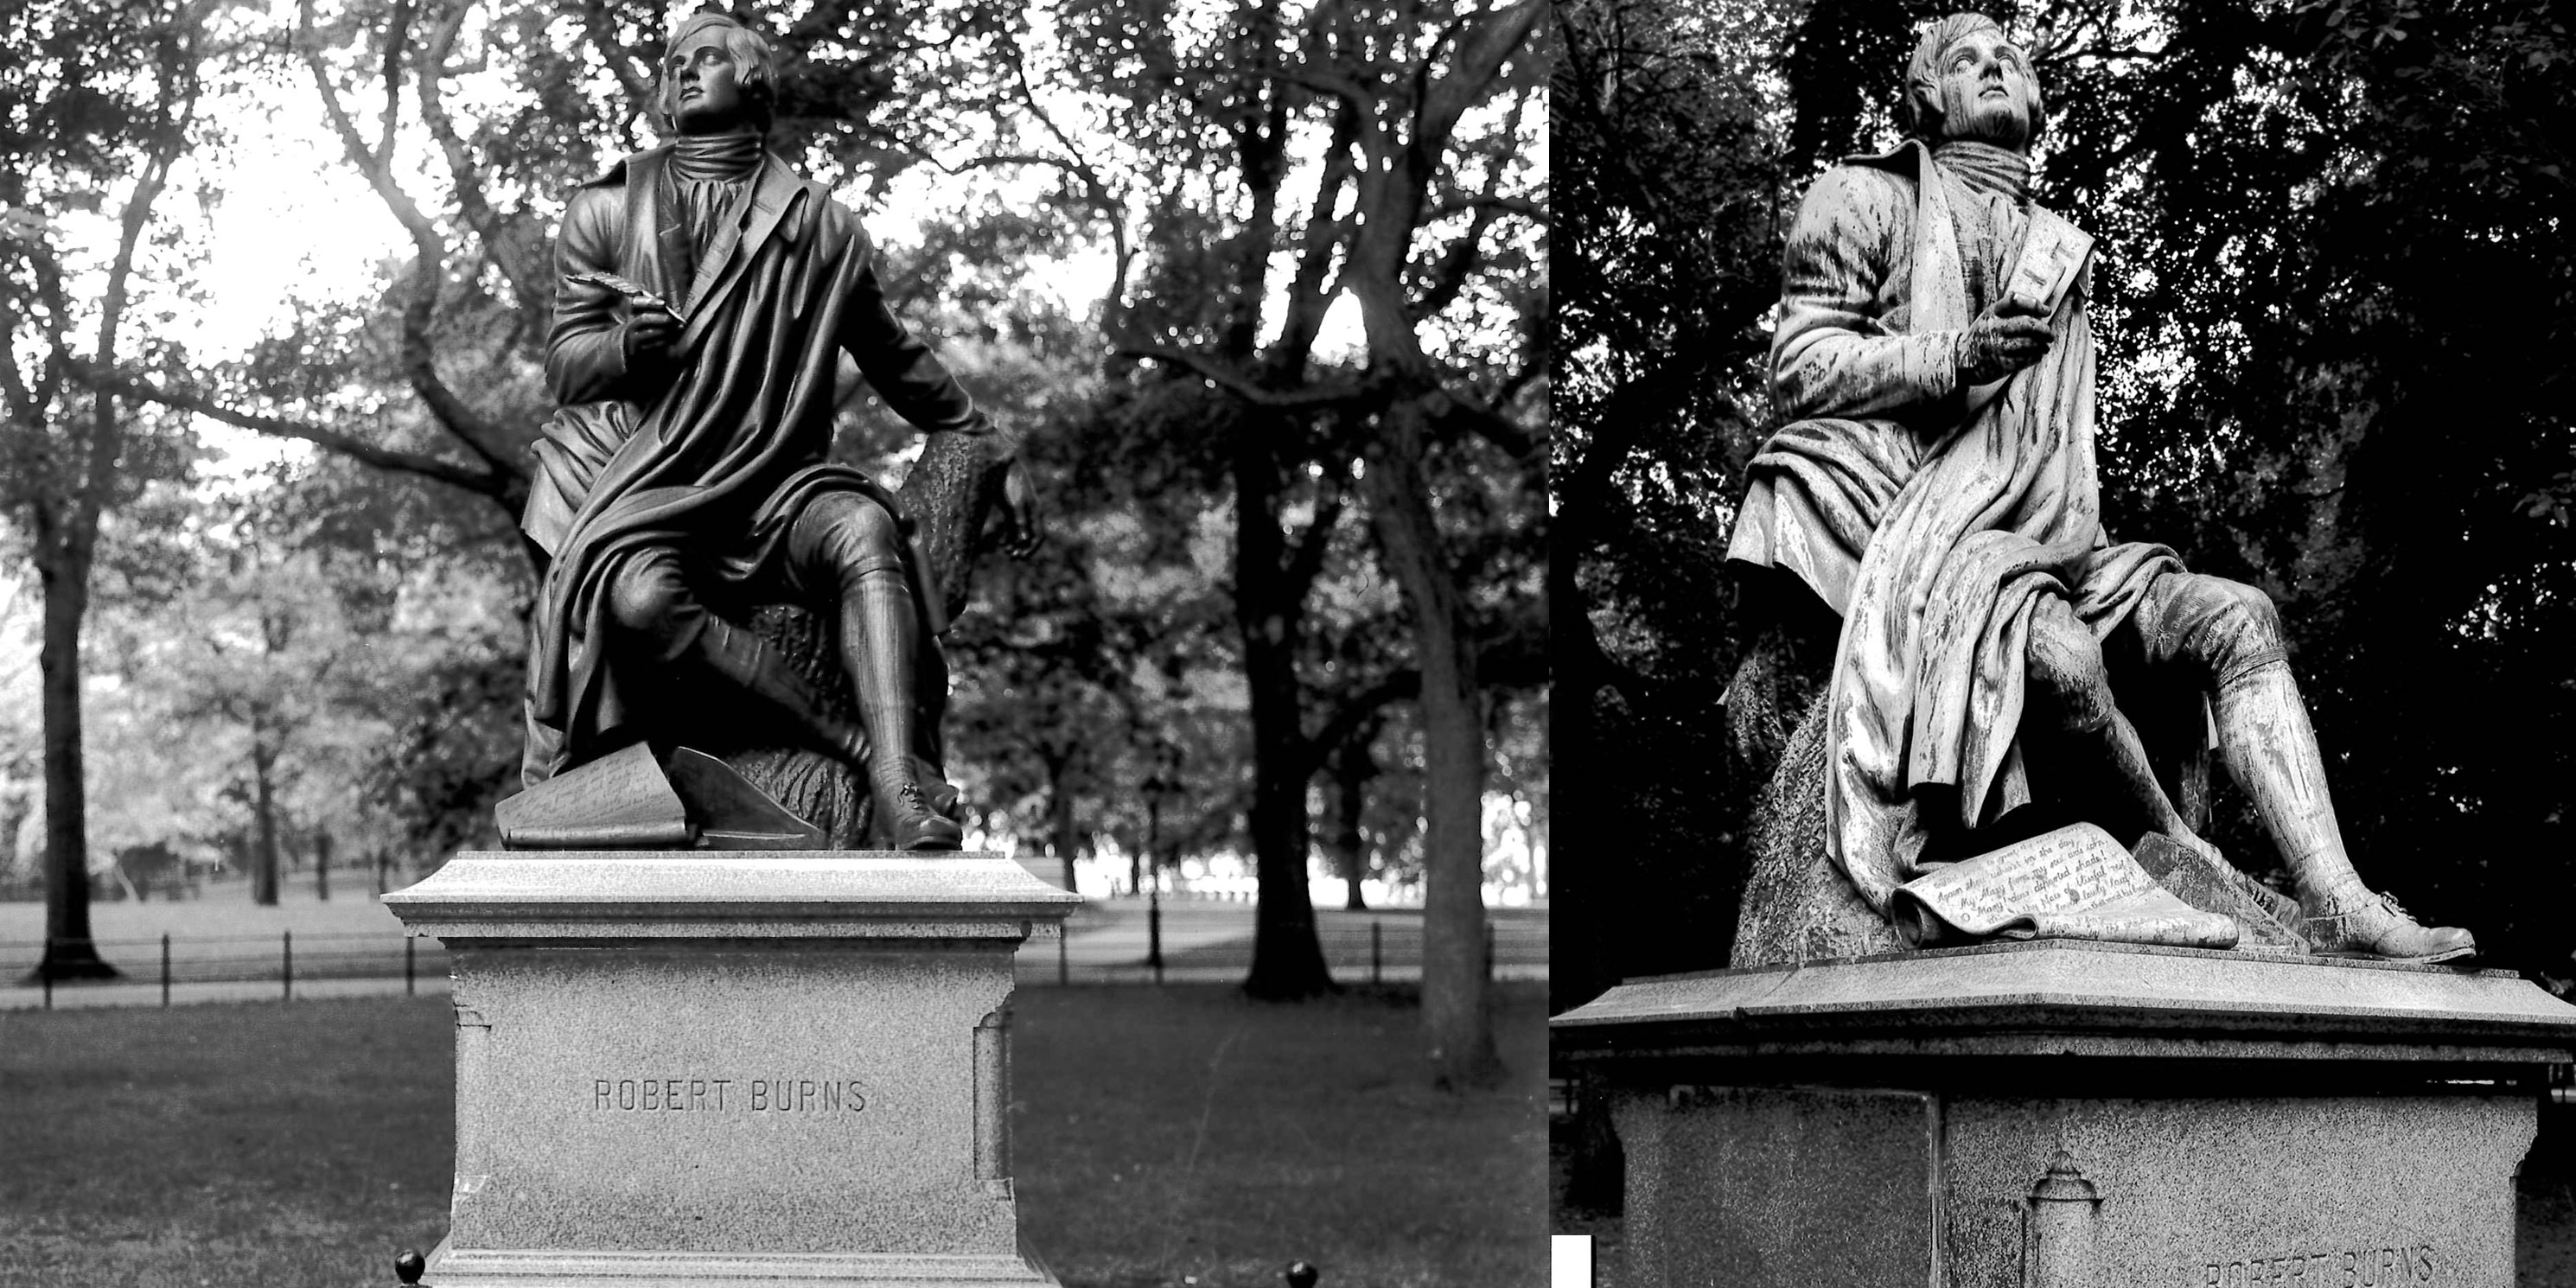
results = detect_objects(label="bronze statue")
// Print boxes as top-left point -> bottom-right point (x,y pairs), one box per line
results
1726,13 -> 2472,960
517,12 -> 1036,851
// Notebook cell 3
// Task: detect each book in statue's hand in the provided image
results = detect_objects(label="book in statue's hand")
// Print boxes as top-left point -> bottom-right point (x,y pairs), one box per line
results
2000,214 -> 2092,320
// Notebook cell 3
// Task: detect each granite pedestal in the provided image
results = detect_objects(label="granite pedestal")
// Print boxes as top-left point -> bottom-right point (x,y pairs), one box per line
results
383,851 -> 1081,1288
1553,941 -> 2576,1288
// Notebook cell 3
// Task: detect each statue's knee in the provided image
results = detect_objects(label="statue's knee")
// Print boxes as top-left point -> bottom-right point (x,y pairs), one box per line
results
804,495 -> 905,581
2186,576 -> 2287,687
606,554 -> 698,644
2025,600 -> 2114,733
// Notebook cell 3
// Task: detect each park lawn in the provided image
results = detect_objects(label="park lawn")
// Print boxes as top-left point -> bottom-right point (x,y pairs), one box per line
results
0,880 -> 412,981
0,984 -> 1546,1288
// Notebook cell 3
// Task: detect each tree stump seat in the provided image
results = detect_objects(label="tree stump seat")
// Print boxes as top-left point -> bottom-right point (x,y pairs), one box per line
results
1726,687 -> 1908,967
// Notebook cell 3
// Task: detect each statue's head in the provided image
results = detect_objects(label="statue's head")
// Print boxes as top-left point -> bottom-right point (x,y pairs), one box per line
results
659,10 -> 777,136
1904,13 -> 2044,151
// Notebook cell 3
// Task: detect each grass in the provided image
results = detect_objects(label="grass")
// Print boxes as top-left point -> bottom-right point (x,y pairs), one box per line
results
0,984 -> 1546,1288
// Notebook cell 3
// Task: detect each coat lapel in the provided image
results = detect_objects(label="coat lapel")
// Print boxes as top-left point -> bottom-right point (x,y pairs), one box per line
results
1906,140 -> 1972,336
609,149 -> 676,302
675,155 -> 806,355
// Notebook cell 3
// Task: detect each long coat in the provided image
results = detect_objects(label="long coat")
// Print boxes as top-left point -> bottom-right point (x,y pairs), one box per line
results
1726,141 -> 2180,913
520,145 -> 989,787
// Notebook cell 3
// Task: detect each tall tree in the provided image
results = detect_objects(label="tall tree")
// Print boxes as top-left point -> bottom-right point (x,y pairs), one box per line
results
0,0 -> 219,980
1553,0 -> 1797,1008
1063,0 -> 1544,1071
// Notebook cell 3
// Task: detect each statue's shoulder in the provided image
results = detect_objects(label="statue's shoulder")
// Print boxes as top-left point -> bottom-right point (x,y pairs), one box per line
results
560,147 -> 673,239
574,145 -> 674,193
1791,154 -> 1916,235
789,178 -> 873,251
1814,141 -> 1922,205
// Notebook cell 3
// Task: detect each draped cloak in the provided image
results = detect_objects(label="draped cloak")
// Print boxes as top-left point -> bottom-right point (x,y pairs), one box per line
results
1725,141 -> 2183,915
520,146 -> 992,787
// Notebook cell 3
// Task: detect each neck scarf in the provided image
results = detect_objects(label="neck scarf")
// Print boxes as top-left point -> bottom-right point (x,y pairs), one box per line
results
659,133 -> 764,305
1933,140 -> 2033,316
1931,139 -> 2031,203
670,131 -> 762,183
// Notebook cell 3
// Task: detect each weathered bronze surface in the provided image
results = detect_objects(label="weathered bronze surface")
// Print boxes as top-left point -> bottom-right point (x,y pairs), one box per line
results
1725,13 -> 2471,963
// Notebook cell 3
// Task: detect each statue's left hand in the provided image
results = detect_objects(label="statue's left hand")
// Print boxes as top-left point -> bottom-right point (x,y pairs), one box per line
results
996,458 -> 1044,559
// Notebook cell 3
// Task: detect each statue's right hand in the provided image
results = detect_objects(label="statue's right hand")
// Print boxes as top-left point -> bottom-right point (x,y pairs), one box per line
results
996,457 -> 1044,560
622,304 -> 680,367
1957,307 -> 2055,386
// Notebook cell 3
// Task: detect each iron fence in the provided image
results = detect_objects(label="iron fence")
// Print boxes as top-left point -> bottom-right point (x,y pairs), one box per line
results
4,907 -> 1548,1006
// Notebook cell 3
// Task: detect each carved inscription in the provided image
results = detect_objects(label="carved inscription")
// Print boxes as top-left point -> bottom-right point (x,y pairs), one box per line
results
590,1078 -> 867,1114
2193,1243 -> 2436,1285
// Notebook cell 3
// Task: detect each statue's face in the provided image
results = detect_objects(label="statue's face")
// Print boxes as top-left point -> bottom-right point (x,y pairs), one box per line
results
1931,25 -> 2038,150
666,29 -> 749,134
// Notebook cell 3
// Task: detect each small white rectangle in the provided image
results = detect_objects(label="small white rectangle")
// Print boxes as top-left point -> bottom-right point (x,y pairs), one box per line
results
1551,1234 -> 1594,1288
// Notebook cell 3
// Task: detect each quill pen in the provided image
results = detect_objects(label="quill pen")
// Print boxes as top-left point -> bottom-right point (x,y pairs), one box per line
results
570,270 -> 684,321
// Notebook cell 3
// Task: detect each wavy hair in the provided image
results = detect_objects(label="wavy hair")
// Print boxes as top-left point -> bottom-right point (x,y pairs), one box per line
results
658,11 -> 778,133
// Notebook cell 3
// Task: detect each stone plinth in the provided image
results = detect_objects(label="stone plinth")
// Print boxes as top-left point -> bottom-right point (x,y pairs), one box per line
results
383,851 -> 1081,1288
1553,940 -> 2576,1288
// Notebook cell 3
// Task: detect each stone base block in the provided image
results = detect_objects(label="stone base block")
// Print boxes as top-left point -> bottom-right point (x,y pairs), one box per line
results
385,851 -> 1080,1287
418,1241 -> 1054,1287
1616,1082 -> 2527,1286
1555,940 -> 2576,1288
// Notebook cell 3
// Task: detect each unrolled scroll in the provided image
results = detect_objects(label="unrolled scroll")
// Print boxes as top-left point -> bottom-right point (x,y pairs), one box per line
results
1888,822 -> 2239,950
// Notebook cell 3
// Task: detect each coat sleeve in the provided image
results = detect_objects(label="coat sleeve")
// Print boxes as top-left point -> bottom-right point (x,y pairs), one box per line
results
545,185 -> 634,406
836,222 -> 992,437
1770,167 -> 1965,422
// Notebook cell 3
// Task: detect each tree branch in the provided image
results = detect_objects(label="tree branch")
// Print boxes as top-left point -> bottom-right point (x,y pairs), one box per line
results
579,0 -> 654,118
1413,0 -> 1546,165
77,366 -> 521,502
1268,99 -> 1361,384
1300,669 -> 1420,777
1283,469 -> 1347,598
1429,193 -> 1546,224
297,0 -> 524,480
1123,344 -> 1374,411
1003,34 -> 1134,328
1427,388 -> 1540,461
416,0 -> 545,322
1411,83 -> 1533,323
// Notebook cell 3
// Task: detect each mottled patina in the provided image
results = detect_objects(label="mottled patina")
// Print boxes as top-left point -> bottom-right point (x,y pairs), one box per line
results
1726,13 -> 2471,961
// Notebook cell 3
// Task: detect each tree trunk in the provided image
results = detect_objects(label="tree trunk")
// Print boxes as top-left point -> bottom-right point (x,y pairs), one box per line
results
1366,405 -> 1502,1089
251,714 -> 280,906
895,428 -> 1017,626
1328,735 -> 1375,910
314,830 -> 332,902
1235,444 -> 1333,1000
1046,752 -> 1079,892
32,543 -> 114,982
1549,498 -> 1613,1014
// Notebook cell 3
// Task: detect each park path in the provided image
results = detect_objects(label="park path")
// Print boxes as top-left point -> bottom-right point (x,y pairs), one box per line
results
0,872 -> 1546,1011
